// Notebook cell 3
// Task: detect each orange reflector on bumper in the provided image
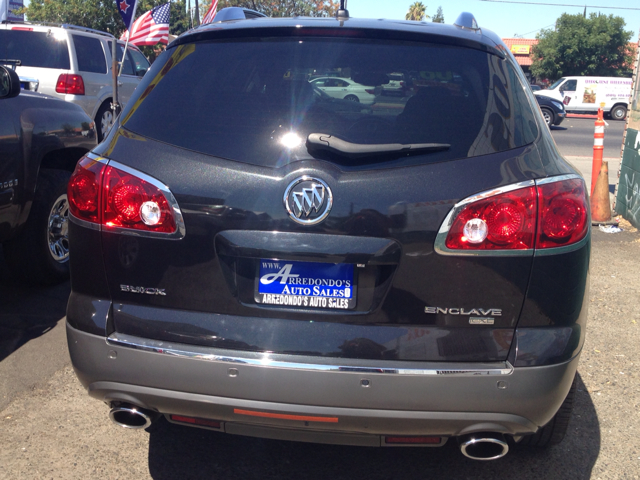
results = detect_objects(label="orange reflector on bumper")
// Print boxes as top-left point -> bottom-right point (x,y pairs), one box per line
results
234,409 -> 338,423
385,436 -> 442,445
170,415 -> 221,429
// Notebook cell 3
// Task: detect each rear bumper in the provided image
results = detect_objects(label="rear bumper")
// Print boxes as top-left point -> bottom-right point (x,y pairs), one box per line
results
67,322 -> 579,443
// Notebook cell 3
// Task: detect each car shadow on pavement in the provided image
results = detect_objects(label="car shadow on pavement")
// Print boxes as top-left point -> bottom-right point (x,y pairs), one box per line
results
0,245 -> 70,363
146,372 -> 599,480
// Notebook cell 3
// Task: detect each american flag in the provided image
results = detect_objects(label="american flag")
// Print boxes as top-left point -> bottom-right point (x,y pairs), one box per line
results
122,3 -> 170,46
202,0 -> 218,24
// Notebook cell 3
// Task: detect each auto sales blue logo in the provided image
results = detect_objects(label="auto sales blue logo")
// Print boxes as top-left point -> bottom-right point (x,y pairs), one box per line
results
259,260 -> 353,299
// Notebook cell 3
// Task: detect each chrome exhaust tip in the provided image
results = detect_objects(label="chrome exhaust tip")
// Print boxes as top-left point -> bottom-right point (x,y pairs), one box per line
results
108,404 -> 154,430
459,432 -> 509,461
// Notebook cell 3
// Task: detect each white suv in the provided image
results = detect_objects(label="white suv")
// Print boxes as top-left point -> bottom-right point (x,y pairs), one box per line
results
0,22 -> 150,141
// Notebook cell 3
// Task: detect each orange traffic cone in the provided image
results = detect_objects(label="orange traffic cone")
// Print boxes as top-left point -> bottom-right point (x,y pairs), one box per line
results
590,161 -> 612,223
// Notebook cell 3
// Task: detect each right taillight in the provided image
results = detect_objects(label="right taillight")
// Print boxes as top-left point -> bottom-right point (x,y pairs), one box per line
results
68,155 -> 183,237
441,177 -> 589,253
536,178 -> 588,248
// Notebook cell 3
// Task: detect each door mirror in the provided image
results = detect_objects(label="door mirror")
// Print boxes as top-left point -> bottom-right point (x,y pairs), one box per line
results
0,66 -> 21,99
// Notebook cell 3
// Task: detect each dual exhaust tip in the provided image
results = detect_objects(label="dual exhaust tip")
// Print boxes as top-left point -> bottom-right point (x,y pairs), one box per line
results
109,404 -> 155,430
108,404 -> 509,460
459,432 -> 509,460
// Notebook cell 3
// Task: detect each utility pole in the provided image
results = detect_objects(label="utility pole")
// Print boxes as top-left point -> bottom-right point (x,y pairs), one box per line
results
194,0 -> 199,26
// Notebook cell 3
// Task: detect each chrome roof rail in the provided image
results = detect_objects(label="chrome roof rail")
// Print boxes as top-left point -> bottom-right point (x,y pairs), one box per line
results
60,24 -> 115,39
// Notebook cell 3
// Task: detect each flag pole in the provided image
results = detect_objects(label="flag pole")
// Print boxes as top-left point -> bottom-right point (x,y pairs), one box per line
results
119,1 -> 138,76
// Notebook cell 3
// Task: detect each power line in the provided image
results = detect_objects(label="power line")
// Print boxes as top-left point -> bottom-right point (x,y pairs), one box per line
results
514,23 -> 556,37
479,0 -> 640,11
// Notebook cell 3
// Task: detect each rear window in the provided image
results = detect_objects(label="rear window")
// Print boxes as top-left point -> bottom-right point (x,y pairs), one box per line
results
0,30 -> 70,70
72,34 -> 107,74
122,37 -> 538,169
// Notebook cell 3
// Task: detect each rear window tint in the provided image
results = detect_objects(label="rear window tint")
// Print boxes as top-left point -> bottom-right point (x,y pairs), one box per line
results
72,34 -> 107,74
0,30 -> 70,70
122,38 -> 538,169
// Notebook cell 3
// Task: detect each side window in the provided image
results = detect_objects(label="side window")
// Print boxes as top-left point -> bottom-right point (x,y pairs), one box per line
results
72,35 -> 107,74
312,79 -> 325,87
128,48 -> 150,77
325,79 -> 338,87
560,80 -> 577,93
337,80 -> 348,87
118,45 -> 134,76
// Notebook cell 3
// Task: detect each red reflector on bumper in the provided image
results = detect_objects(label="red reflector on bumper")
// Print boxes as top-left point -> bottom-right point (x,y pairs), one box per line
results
234,409 -> 338,423
385,436 -> 442,445
170,415 -> 221,429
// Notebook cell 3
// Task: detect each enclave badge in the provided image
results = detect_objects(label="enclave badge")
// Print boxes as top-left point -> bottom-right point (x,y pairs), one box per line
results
284,176 -> 333,225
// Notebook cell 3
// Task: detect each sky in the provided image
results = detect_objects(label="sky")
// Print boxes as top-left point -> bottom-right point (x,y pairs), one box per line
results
347,0 -> 640,40
14,0 -> 640,41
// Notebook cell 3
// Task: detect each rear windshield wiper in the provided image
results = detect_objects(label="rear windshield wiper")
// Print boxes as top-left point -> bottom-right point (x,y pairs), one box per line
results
307,133 -> 450,159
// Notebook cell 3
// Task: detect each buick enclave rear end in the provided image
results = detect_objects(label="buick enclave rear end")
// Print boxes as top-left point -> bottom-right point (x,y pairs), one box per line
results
66,10 -> 589,460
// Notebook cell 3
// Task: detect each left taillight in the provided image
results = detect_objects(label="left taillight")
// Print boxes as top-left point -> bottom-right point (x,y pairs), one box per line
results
68,156 -> 105,223
444,186 -> 537,251
440,176 -> 589,253
68,156 -> 181,236
55,74 -> 85,95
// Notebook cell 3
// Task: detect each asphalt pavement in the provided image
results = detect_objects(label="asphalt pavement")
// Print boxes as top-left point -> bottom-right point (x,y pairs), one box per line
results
1,118 -> 639,479
551,117 -> 625,191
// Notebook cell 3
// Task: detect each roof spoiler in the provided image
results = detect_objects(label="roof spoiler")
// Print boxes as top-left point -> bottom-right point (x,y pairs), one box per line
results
454,12 -> 480,31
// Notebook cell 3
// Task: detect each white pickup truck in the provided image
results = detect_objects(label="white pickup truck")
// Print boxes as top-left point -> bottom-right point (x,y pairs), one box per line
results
535,76 -> 632,120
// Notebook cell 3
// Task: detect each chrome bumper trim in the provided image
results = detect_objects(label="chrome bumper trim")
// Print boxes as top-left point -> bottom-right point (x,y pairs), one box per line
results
107,333 -> 514,376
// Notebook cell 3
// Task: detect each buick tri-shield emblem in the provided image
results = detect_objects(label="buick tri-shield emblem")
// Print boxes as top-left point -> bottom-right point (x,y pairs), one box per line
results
284,176 -> 333,225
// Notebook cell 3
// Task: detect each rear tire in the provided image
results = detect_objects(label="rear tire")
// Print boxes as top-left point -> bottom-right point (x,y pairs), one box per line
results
540,107 -> 554,126
344,94 -> 359,102
96,101 -> 114,142
519,374 -> 576,447
610,105 -> 627,121
3,169 -> 71,285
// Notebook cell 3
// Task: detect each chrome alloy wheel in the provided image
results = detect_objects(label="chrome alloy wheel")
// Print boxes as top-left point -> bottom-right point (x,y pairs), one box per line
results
48,193 -> 70,263
100,108 -> 114,139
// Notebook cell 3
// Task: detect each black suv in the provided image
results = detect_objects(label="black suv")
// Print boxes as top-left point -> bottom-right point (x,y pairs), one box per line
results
66,8 -> 590,460
0,64 -> 96,284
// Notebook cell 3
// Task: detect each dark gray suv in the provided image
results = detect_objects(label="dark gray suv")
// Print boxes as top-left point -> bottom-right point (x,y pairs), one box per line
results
66,7 -> 590,461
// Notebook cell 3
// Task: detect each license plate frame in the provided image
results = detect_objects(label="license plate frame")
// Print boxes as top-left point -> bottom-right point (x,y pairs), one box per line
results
254,259 -> 357,310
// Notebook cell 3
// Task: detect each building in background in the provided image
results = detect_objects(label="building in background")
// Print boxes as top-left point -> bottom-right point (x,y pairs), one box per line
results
502,38 -> 538,84
0,0 -> 24,22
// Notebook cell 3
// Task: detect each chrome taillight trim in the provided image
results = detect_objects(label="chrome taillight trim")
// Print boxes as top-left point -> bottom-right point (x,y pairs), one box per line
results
72,153 -> 186,240
435,180 -> 536,257
107,333 -> 514,376
435,175 -> 590,257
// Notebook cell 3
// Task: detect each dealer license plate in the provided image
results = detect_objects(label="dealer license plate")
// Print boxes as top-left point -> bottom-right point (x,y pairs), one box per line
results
255,259 -> 356,310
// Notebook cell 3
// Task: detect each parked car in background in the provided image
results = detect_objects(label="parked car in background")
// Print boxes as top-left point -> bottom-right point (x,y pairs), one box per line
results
535,94 -> 566,126
381,72 -> 407,96
0,63 -> 96,284
0,22 -> 150,141
535,76 -> 632,120
66,9 -> 590,461
309,76 -> 376,104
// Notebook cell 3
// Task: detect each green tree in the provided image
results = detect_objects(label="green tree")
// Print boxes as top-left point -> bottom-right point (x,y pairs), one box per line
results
431,6 -> 443,23
531,12 -> 634,80
170,0 -> 190,36
405,1 -> 428,21
210,0 -> 339,17
24,0 -> 191,39
23,0 -> 122,35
